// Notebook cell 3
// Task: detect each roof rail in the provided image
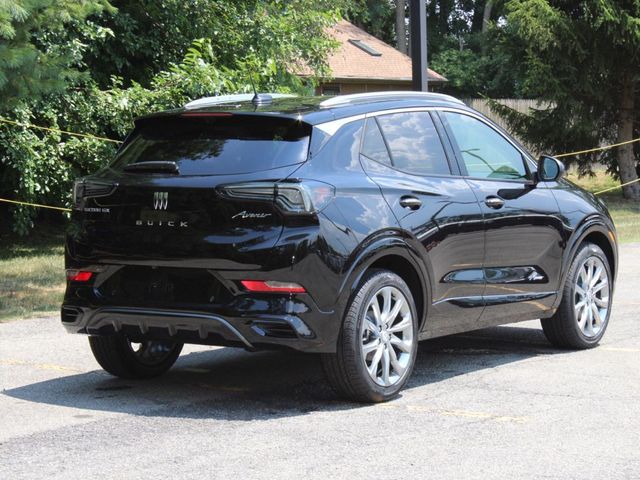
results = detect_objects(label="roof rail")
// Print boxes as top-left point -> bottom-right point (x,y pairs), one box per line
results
319,91 -> 464,108
184,93 -> 297,110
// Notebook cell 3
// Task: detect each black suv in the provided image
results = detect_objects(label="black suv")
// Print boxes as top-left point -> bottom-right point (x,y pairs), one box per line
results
63,92 -> 617,402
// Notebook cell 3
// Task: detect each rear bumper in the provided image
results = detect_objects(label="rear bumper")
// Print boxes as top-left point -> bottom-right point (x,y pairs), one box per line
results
61,304 -> 340,353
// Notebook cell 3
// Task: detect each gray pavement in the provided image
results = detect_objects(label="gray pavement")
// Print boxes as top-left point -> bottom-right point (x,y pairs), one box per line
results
1,245 -> 640,479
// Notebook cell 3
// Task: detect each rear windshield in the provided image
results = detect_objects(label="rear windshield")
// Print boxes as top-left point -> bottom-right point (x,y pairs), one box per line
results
110,115 -> 311,175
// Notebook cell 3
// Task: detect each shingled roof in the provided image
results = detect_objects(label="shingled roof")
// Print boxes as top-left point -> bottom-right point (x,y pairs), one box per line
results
299,20 -> 447,84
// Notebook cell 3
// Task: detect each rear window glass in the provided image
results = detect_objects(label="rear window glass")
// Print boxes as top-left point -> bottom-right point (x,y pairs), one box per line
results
111,115 -> 311,175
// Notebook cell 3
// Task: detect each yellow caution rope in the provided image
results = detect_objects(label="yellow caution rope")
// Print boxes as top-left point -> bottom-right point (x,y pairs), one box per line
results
0,116 -> 122,144
593,178 -> 640,196
0,118 -> 638,212
555,137 -> 640,158
0,197 -> 71,212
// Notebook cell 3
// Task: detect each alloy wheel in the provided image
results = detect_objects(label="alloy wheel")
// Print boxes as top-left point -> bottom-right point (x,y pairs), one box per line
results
360,286 -> 414,387
574,256 -> 610,338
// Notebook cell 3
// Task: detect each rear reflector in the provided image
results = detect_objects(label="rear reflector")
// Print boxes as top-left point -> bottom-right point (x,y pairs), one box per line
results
241,280 -> 305,293
66,270 -> 93,282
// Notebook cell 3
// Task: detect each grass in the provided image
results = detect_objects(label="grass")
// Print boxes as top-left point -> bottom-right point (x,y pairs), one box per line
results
0,225 -> 65,322
567,171 -> 640,243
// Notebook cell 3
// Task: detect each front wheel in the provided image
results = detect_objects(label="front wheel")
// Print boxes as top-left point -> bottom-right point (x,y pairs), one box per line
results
89,334 -> 183,379
541,242 -> 612,349
322,270 -> 419,403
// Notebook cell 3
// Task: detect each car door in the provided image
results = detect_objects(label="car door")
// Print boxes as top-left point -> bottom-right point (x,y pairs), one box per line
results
358,110 -> 486,338
439,110 -> 565,326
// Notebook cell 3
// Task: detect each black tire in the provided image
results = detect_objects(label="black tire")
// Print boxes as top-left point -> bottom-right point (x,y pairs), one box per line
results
541,242 -> 612,349
89,334 -> 183,379
321,269 -> 419,403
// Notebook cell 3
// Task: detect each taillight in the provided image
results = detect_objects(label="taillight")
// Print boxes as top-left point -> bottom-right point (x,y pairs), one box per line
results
241,280 -> 306,293
73,179 -> 116,209
221,180 -> 335,214
66,270 -> 93,282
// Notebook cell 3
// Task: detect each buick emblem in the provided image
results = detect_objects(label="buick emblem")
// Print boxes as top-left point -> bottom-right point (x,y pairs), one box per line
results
153,191 -> 168,210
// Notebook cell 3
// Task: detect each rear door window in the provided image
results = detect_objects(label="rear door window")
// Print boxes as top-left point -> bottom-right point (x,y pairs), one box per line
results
111,115 -> 311,175
361,118 -> 392,165
375,112 -> 451,175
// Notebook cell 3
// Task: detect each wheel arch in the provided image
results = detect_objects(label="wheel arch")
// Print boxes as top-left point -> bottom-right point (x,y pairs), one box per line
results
554,217 -> 618,308
338,234 -> 431,330
581,230 -> 616,280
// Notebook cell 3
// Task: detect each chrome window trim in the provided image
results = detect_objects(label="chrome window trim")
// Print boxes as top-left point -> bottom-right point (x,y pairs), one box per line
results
315,114 -> 366,136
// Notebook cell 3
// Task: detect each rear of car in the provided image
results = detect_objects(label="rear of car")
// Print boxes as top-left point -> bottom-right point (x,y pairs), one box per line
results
63,109 -> 342,353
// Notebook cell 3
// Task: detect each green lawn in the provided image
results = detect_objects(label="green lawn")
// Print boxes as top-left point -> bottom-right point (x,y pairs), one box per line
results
567,171 -> 640,243
0,226 -> 65,322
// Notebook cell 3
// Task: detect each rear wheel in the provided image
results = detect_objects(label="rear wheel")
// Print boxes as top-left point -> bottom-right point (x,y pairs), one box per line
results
322,270 -> 418,403
89,334 -> 183,379
541,242 -> 612,349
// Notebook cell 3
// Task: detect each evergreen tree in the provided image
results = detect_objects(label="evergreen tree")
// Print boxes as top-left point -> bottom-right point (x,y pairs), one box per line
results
0,0 -> 112,107
494,0 -> 640,199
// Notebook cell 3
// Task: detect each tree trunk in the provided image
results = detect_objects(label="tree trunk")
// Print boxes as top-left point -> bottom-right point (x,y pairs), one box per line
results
396,0 -> 407,54
617,73 -> 640,200
482,0 -> 494,34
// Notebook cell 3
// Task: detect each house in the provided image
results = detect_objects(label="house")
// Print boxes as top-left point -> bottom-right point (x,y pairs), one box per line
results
298,20 -> 447,95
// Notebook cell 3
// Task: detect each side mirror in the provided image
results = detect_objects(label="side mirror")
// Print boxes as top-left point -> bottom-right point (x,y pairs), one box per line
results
537,155 -> 565,182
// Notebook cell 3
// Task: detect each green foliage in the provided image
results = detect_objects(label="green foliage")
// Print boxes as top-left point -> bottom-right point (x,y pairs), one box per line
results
84,0 -> 341,87
0,0 -> 113,106
345,0 -> 395,44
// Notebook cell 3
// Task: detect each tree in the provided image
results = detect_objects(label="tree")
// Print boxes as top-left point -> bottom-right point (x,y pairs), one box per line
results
0,0 -> 112,107
494,0 -> 640,199
345,0 -> 395,44
82,0 -> 344,87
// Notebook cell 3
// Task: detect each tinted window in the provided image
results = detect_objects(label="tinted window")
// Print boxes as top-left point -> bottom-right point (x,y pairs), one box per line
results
111,116 -> 310,176
442,112 -> 527,180
376,112 -> 450,175
361,118 -> 391,165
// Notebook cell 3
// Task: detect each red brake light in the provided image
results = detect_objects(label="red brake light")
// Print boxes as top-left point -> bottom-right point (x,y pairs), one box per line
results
180,112 -> 233,118
66,270 -> 93,282
241,280 -> 306,293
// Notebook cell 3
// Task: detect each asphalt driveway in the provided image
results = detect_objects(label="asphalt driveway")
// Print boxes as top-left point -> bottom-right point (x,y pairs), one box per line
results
1,244 -> 639,479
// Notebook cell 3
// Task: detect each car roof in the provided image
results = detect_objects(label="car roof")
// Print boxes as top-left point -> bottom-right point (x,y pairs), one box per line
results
137,92 -> 471,126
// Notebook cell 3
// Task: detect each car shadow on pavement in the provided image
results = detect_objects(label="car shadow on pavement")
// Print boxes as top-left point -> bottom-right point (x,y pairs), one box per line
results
3,324 -> 566,420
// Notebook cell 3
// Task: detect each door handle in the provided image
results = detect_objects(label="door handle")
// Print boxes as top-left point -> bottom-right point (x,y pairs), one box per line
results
399,196 -> 422,210
485,195 -> 505,209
